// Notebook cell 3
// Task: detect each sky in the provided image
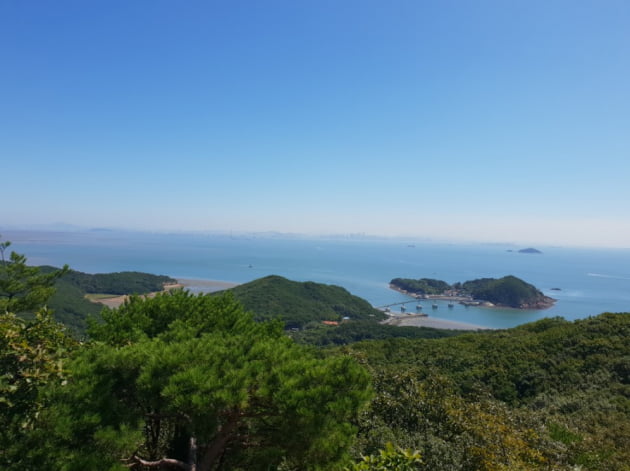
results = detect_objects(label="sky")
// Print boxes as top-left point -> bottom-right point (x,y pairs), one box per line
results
1,0 -> 629,248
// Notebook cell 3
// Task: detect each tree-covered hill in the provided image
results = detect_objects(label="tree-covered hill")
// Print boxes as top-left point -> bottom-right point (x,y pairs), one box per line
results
39,267 -> 177,335
461,275 -> 554,308
222,275 -> 387,329
42,267 -> 176,295
344,312 -> 630,470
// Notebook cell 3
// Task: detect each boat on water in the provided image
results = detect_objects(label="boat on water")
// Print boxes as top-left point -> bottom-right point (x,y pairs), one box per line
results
432,303 -> 438,309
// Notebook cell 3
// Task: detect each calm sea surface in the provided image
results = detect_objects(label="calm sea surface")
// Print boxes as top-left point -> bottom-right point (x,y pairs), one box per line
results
6,230 -> 630,329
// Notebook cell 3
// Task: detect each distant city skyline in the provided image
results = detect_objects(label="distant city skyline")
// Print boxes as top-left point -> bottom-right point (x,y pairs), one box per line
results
2,1 -> 629,248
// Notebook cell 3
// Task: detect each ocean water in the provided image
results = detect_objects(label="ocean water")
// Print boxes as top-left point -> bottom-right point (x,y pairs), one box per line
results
5,230 -> 630,329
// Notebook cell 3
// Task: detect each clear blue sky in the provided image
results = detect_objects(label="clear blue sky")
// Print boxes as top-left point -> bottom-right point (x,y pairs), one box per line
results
1,1 -> 629,247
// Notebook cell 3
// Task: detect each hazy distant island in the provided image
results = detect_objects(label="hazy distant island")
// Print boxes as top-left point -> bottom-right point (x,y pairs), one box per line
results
390,275 -> 556,310
507,247 -> 543,254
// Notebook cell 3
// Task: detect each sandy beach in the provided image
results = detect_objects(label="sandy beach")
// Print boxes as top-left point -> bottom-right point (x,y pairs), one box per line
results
87,279 -> 240,309
383,314 -> 491,331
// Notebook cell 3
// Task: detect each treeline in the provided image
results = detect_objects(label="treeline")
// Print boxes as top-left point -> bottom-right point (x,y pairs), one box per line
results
291,320 -> 464,346
42,267 -> 176,295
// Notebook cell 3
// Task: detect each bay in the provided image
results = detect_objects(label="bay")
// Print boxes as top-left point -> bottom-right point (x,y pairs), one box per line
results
6,230 -> 630,329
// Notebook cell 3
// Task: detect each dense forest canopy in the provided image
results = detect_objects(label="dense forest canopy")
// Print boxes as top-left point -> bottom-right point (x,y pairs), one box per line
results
344,313 -> 630,470
50,268 -> 176,295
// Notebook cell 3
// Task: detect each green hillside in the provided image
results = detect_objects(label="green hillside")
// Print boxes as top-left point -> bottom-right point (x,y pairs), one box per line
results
47,268 -> 176,295
345,312 -> 630,470
39,267 -> 177,335
224,275 -> 387,329
461,275 -> 554,308
46,279 -> 103,334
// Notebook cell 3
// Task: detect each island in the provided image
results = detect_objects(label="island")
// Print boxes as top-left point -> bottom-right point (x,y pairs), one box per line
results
518,247 -> 543,254
390,275 -> 555,309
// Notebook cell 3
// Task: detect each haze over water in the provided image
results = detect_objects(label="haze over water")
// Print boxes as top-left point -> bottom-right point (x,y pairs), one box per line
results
7,230 -> 630,330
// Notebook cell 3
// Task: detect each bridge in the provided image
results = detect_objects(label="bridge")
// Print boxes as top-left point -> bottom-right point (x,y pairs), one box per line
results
377,300 -> 423,310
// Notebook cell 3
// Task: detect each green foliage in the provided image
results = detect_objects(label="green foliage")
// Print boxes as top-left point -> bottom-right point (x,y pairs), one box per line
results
390,278 -> 451,295
352,368 -> 547,470
53,269 -> 176,295
36,267 -> 177,335
346,313 -> 630,470
347,443 -> 422,470
292,320 -> 465,346
44,290 -> 372,471
461,276 -> 545,308
0,237 -> 68,313
0,309 -> 76,468
225,275 -> 386,329
46,280 -> 103,335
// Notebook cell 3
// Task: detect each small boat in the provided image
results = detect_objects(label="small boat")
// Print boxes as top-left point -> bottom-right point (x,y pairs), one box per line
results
416,304 -> 423,310
448,302 -> 454,308
432,303 -> 438,309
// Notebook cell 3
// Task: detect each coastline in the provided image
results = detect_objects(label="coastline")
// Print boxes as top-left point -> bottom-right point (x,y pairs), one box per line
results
383,314 -> 491,331
389,284 -> 556,310
88,278 -> 240,309
177,278 -> 240,293
88,277 -> 487,330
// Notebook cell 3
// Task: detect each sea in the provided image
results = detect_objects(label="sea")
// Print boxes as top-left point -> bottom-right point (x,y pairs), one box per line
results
4,230 -> 630,329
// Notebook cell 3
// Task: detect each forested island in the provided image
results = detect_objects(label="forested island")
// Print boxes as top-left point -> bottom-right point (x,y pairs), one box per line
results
390,275 -> 555,309
2,237 -> 629,470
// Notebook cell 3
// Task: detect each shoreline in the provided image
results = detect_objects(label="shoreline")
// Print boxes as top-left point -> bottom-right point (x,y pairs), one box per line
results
389,284 -> 556,310
383,314 -> 491,331
88,277 -> 489,330
87,278 -> 240,309
177,278 -> 240,293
